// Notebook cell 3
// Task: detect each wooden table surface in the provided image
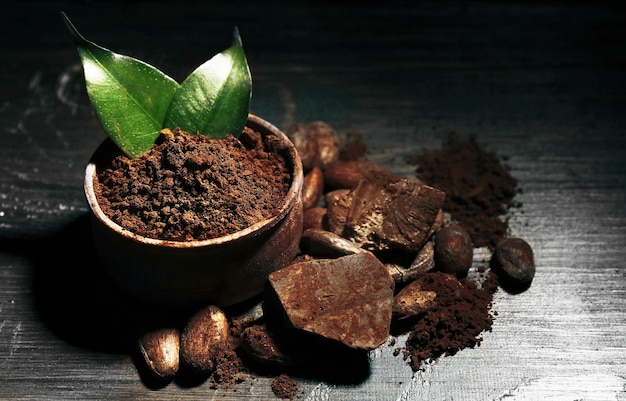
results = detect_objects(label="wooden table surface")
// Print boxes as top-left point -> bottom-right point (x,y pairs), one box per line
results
1,1 -> 625,400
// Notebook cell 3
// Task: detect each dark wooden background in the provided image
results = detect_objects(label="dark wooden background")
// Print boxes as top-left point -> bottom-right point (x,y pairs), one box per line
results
1,1 -> 625,400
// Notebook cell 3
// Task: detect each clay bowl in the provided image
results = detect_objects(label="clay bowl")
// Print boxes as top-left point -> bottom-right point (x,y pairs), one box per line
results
84,114 -> 304,307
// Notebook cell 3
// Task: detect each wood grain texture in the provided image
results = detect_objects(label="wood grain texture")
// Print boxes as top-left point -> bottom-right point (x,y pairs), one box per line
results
1,1 -> 625,400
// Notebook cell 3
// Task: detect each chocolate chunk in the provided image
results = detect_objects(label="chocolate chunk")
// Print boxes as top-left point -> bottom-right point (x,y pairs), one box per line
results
267,252 -> 395,350
343,178 -> 445,252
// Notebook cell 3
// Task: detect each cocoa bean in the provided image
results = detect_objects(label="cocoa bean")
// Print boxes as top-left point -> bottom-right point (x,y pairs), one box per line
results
306,121 -> 339,169
434,224 -> 473,276
387,241 -> 436,283
392,281 -> 437,320
180,305 -> 229,374
287,123 -> 318,172
303,207 -> 328,230
493,237 -> 535,289
410,241 -> 436,275
324,160 -> 391,190
138,328 -> 180,381
301,165 -> 324,210
426,208 -> 444,240
300,228 -> 366,258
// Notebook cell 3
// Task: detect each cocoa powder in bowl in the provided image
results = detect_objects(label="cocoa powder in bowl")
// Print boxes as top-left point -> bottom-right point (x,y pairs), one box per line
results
94,126 -> 291,241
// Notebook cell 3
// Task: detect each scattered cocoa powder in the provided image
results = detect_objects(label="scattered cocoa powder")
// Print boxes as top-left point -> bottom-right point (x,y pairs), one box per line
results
401,271 -> 498,371
94,127 -> 291,241
271,374 -> 300,400
408,133 -> 520,249
399,133 -> 516,371
208,316 -> 253,388
209,349 -> 247,389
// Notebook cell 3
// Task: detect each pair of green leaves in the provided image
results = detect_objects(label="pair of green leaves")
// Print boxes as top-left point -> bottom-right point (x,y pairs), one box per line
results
62,12 -> 252,158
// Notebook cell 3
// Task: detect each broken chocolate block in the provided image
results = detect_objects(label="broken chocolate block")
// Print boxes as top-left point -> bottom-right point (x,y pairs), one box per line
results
267,252 -> 395,350
343,178 -> 445,252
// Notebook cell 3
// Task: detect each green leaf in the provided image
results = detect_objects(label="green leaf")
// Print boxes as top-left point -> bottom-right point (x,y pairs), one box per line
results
62,12 -> 180,158
163,27 -> 252,138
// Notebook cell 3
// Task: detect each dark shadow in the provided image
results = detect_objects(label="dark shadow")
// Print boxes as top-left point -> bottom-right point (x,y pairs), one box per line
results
240,331 -> 371,385
4,213 -> 371,387
389,314 -> 423,337
493,273 -> 533,294
2,213 -> 220,389
0,214 -> 185,355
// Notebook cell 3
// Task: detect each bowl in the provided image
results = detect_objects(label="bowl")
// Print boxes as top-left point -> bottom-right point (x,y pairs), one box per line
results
84,114 -> 304,306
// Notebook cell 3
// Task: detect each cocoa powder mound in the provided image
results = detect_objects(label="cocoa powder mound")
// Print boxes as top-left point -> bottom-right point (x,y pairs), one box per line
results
402,271 -> 498,371
408,133 -> 520,249
94,127 -> 291,241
